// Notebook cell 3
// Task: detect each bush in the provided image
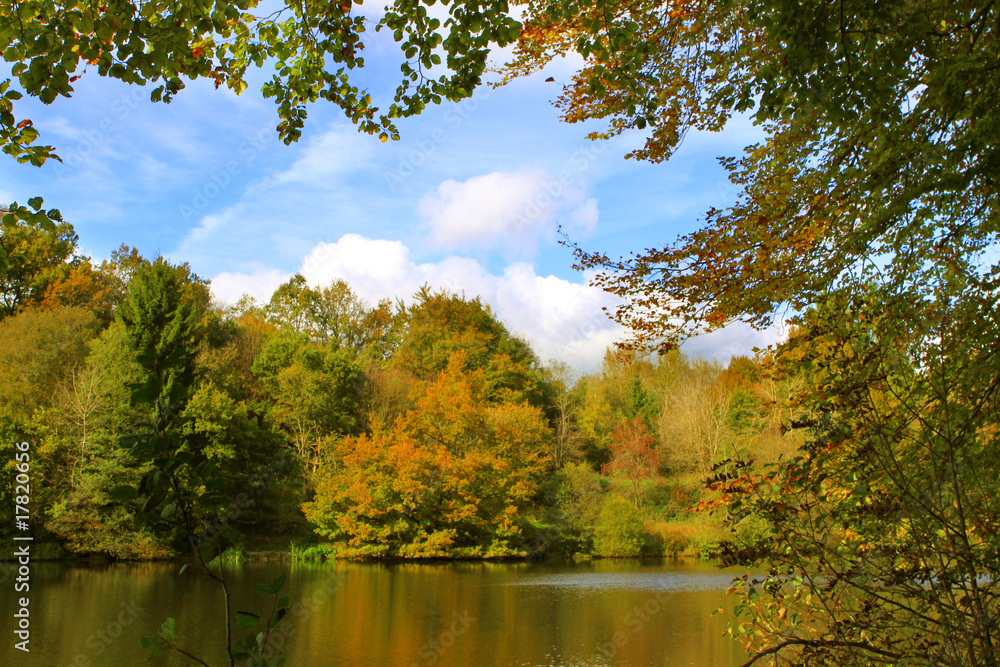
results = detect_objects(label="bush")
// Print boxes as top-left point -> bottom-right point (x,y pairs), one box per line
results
593,495 -> 646,557
219,546 -> 247,564
289,540 -> 336,561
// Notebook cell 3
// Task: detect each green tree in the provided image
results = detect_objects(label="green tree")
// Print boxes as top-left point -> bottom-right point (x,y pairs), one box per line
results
117,257 -> 208,419
266,274 -> 397,356
267,345 -> 364,476
0,213 -> 81,318
394,287 -> 547,405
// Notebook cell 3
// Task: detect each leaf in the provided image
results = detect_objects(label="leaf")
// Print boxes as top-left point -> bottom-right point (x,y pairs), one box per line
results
111,485 -> 139,501
157,617 -> 176,641
255,572 -> 287,596
236,611 -> 261,628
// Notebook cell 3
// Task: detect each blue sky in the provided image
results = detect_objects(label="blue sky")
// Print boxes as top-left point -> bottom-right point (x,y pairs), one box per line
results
1,32 -> 784,370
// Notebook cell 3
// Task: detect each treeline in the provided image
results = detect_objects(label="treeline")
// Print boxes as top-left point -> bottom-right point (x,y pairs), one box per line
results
0,216 -> 801,560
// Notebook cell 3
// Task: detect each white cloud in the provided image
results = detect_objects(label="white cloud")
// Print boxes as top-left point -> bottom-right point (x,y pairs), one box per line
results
418,169 -> 597,254
680,319 -> 789,363
300,234 -> 620,369
210,267 -> 292,305
269,125 -> 375,186
298,234 -> 770,370
205,234 -> 784,370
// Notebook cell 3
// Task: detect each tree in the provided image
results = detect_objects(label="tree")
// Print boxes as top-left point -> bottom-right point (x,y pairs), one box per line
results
603,416 -> 658,509
267,345 -> 364,476
117,257 -> 209,420
505,0 -> 1000,350
116,258 -> 293,665
0,213 -> 81,318
266,274 -> 397,355
542,361 -> 584,468
719,282 -> 1000,667
393,287 -> 547,405
305,352 -> 552,558
0,306 -> 101,418
502,2 -> 1000,662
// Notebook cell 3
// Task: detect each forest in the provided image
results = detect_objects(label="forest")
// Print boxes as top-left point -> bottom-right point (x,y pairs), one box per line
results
0,214 -> 801,563
4,0 -> 1000,664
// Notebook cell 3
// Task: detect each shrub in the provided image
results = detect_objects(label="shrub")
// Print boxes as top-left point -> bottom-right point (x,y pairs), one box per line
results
593,495 -> 646,557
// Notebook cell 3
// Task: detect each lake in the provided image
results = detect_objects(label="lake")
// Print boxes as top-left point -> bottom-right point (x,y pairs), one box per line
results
0,559 -> 746,666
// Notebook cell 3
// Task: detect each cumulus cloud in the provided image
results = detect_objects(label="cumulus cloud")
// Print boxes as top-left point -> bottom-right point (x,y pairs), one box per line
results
207,234 -> 787,369
418,169 -> 598,254
300,234 -> 619,369
681,320 -> 789,363
296,234 -> 775,370
211,267 -> 292,305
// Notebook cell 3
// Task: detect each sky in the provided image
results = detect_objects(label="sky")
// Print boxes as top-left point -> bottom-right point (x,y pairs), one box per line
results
0,26 -> 786,371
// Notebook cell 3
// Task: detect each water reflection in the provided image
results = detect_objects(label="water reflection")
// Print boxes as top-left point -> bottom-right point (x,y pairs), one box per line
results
0,560 -> 744,666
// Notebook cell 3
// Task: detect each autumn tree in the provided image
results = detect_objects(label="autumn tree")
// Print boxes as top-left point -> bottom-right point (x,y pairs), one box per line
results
574,349 -> 657,467
0,306 -> 101,418
0,212 -> 82,318
305,352 -> 551,558
603,416 -> 658,509
393,287 -> 548,406
504,2 -> 1000,662
505,0 -> 1000,351
718,281 -> 1000,667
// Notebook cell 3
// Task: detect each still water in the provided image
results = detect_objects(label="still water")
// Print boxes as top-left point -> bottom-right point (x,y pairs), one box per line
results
1,559 -> 745,666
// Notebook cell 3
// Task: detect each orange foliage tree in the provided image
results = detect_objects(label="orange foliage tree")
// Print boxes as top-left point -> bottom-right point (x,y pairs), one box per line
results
305,352 -> 551,558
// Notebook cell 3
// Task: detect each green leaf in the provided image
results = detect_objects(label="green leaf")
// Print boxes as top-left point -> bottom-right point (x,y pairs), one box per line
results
140,636 -> 158,649
111,485 -> 139,501
160,502 -> 177,519
255,572 -> 287,596
157,617 -> 177,641
236,611 -> 261,628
